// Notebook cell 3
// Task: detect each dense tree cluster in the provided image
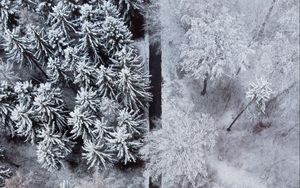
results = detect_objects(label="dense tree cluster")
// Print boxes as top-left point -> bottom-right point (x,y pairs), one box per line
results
0,0 -> 150,176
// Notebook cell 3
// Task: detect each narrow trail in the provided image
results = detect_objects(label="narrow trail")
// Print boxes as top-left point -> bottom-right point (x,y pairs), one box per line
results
148,42 -> 162,130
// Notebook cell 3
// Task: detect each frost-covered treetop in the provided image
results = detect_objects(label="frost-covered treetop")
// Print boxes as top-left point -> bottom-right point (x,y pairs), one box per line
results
100,0 -> 120,18
79,3 -> 94,21
75,86 -> 100,112
142,109 -> 218,187
246,77 -> 273,113
50,1 -> 72,20
180,1 -> 249,82
101,15 -> 133,55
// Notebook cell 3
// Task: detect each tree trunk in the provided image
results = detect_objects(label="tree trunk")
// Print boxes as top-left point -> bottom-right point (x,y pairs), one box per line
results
201,74 -> 208,96
254,0 -> 278,42
227,99 -> 254,131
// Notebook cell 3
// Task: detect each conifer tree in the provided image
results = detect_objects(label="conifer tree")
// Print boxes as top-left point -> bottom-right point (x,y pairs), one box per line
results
77,21 -> 103,64
47,2 -> 77,41
75,86 -> 101,112
46,57 -> 70,84
69,107 -> 96,140
11,102 -> 37,143
117,66 -> 151,109
0,81 -> 17,135
46,1 -> 77,57
96,65 -> 117,99
99,97 -> 120,123
107,126 -> 142,164
92,117 -> 112,140
117,108 -> 145,136
82,138 -> 114,169
73,60 -> 97,87
100,0 -> 120,19
29,26 -> 54,65
2,28 -> 48,79
246,77 -> 273,114
36,126 -> 74,171
32,83 -> 68,132
11,81 -> 39,143
100,15 -> 133,55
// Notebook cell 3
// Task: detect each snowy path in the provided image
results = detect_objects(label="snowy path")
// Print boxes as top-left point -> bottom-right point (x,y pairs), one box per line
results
210,159 -> 267,188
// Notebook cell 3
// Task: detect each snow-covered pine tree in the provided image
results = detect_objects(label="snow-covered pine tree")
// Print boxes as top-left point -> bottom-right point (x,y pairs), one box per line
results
11,81 -> 38,143
47,1 -> 77,56
1,28 -> 48,79
69,86 -> 102,140
99,97 -> 120,123
79,3 -> 97,23
96,65 -> 117,99
36,126 -> 74,171
111,46 -> 151,109
14,80 -> 35,105
32,82 -> 68,132
77,21 -> 103,64
69,106 -> 96,140
48,1 -> 77,41
100,15 -> 133,55
106,125 -> 142,165
116,66 -> 151,109
117,108 -> 145,136
29,26 -> 54,66
99,0 -> 120,19
47,26 -> 69,57
92,117 -> 112,140
112,46 -> 140,70
11,102 -> 37,143
46,57 -> 70,85
82,138 -> 114,169
73,60 -> 98,87
63,46 -> 80,71
0,81 -> 17,135
75,86 -> 101,112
